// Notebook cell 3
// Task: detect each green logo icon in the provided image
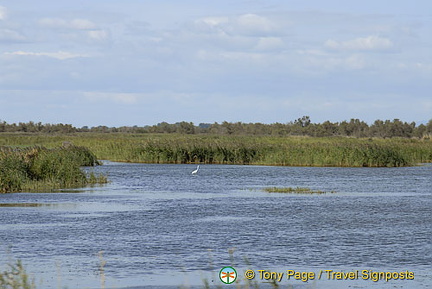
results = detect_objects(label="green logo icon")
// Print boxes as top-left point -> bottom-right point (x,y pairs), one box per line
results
219,266 -> 237,284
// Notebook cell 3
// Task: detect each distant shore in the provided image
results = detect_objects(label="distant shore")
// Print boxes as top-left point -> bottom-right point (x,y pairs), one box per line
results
1,133 -> 431,169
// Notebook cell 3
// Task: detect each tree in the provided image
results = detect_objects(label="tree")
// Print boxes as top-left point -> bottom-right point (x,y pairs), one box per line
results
177,121 -> 195,134
294,116 -> 311,128
414,124 -> 426,138
426,120 -> 432,134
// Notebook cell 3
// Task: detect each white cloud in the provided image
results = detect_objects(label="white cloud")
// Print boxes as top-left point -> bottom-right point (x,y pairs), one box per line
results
39,17 -> 97,30
0,7 -> 25,42
236,14 -> 276,35
297,49 -> 368,72
39,18 -> 67,28
193,13 -> 280,37
325,35 -> 394,51
4,51 -> 89,60
192,16 -> 230,37
344,54 -> 367,70
219,51 -> 265,62
87,29 -> 109,41
70,19 -> 97,30
0,6 -> 7,20
196,16 -> 229,28
255,37 -> 284,51
1,4 -> 430,126
83,92 -> 139,104
184,14 -> 285,59
0,28 -> 26,42
38,17 -> 109,44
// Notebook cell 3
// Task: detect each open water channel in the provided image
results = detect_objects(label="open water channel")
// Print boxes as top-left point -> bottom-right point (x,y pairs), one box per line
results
0,162 -> 431,288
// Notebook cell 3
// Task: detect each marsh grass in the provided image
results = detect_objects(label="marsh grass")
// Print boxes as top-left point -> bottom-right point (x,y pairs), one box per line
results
1,133 -> 432,167
87,172 -> 108,185
0,145 -> 104,193
98,251 -> 106,289
263,187 -> 336,194
0,252 -> 317,289
0,260 -> 35,289
1,254 -> 106,289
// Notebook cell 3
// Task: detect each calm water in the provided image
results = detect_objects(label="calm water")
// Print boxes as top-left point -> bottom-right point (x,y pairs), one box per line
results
0,162 -> 431,289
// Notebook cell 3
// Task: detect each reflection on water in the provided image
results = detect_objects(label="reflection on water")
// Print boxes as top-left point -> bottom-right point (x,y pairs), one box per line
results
0,162 -> 431,289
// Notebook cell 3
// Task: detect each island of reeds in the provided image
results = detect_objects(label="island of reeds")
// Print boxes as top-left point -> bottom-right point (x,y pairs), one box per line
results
0,144 -> 106,193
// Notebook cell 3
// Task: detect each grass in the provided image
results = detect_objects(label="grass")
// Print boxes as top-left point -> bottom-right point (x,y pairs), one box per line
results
0,145 -> 106,193
263,187 -> 336,194
0,260 -> 35,289
1,252 -> 282,289
1,133 -> 431,167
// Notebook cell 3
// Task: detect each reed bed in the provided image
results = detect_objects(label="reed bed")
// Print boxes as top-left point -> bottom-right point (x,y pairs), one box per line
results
0,145 -> 105,193
1,133 -> 431,167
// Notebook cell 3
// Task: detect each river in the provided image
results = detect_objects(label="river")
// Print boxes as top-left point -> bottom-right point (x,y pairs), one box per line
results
0,162 -> 431,288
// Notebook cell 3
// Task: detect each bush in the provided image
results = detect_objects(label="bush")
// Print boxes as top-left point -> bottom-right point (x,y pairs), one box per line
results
0,145 -> 103,193
0,153 -> 28,193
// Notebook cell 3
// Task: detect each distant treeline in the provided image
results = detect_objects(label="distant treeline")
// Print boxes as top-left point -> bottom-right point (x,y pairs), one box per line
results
1,117 -> 432,138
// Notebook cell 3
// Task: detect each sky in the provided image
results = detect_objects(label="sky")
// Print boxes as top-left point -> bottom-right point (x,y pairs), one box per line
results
0,0 -> 431,127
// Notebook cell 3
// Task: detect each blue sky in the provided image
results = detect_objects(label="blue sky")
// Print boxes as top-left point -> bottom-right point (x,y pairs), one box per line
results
0,1 -> 431,127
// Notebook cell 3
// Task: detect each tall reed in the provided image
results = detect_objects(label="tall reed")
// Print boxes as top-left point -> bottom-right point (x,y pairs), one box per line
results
0,260 -> 36,289
0,145 -> 104,193
1,133 -> 431,167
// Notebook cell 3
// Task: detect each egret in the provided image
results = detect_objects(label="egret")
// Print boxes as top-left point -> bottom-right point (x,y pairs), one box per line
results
191,165 -> 200,175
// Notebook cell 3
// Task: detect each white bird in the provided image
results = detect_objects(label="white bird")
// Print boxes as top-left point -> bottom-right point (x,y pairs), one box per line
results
191,165 -> 200,175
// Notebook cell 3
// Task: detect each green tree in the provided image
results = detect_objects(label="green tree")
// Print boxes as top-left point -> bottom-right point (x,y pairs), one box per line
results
294,116 -> 311,127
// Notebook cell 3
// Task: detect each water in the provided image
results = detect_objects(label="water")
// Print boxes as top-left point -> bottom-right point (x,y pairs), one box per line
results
0,162 -> 431,289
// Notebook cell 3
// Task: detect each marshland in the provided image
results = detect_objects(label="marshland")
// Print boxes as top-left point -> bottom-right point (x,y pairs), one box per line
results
0,120 -> 431,288
0,145 -> 106,193
1,119 -> 431,171
1,132 -> 431,170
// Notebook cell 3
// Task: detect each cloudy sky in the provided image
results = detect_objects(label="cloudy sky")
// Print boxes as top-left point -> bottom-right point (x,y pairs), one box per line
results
0,1 -> 431,127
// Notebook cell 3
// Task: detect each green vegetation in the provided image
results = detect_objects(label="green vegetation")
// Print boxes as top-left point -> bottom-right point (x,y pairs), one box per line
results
1,133 -> 431,168
263,187 -> 336,194
0,260 -> 35,289
0,118 -> 431,168
0,252 -> 278,289
1,117 -> 432,138
0,145 -> 106,193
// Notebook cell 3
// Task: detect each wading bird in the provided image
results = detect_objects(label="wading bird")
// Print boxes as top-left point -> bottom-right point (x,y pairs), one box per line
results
191,165 -> 200,175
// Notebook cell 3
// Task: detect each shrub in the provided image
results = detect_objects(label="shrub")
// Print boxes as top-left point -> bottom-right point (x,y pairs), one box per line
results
0,145 -> 103,193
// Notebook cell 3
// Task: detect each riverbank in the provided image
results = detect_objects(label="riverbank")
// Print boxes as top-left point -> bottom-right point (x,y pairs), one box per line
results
0,144 -> 106,193
1,133 -> 431,168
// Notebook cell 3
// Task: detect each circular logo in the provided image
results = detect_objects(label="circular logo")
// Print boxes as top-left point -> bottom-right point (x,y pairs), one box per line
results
244,269 -> 255,280
219,266 -> 237,284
